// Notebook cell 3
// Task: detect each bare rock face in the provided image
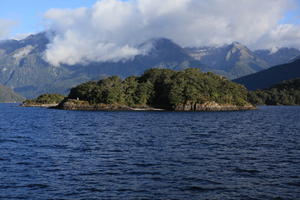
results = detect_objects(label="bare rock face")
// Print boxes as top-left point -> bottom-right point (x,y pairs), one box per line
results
174,101 -> 255,111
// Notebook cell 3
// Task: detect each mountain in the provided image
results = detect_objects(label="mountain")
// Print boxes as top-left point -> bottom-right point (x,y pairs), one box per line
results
0,32 -> 79,98
185,42 -> 270,79
185,43 -> 300,79
1,32 -> 299,98
0,85 -> 25,102
0,34 -> 205,98
72,38 -> 205,79
291,55 -> 300,62
233,58 -> 300,90
254,48 -> 300,66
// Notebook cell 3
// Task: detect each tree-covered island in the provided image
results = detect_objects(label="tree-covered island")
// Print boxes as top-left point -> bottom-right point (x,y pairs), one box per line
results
57,68 -> 255,111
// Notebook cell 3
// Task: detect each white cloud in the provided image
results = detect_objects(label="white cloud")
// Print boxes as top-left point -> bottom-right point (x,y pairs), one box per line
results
12,33 -> 34,40
13,45 -> 34,61
254,24 -> 300,49
43,0 -> 300,66
0,19 -> 16,40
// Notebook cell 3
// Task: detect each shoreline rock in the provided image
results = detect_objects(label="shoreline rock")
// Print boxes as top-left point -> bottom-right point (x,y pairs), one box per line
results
57,99 -> 255,111
174,101 -> 255,111
21,103 -> 59,108
56,99 -> 164,111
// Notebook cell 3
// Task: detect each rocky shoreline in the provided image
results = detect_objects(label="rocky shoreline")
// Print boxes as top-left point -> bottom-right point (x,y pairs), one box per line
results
174,101 -> 255,111
56,99 -> 255,111
21,103 -> 59,108
57,99 -> 164,111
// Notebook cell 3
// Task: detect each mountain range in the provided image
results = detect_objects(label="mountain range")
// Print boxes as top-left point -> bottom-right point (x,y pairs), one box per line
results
185,43 -> 300,79
0,32 -> 299,98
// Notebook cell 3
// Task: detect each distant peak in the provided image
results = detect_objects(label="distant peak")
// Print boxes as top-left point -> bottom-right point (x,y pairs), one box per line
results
269,46 -> 279,54
19,32 -> 50,47
23,32 -> 47,40
232,41 -> 241,45
141,38 -> 183,51
151,38 -> 176,45
141,38 -> 173,46
230,41 -> 246,49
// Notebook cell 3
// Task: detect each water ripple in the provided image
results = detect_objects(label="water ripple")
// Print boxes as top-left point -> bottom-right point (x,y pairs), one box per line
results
0,104 -> 299,199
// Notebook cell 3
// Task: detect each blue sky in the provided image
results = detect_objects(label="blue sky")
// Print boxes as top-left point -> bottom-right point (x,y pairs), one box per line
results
0,0 -> 97,35
280,4 -> 300,25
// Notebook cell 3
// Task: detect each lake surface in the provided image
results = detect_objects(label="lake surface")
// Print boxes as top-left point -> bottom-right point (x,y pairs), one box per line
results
0,104 -> 300,200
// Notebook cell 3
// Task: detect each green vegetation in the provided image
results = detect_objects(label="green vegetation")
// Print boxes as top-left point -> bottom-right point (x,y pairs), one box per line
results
23,94 -> 65,105
248,78 -> 300,105
67,68 -> 251,110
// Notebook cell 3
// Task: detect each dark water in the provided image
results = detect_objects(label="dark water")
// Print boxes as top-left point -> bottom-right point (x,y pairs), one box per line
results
0,104 -> 300,200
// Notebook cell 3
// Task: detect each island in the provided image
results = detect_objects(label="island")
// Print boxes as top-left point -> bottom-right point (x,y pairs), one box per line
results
56,68 -> 255,111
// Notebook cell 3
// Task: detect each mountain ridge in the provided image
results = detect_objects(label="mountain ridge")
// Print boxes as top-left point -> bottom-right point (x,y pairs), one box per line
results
0,35 -> 206,98
1,32 -> 299,98
0,85 -> 25,102
185,42 -> 300,79
233,58 -> 300,90
254,47 -> 300,66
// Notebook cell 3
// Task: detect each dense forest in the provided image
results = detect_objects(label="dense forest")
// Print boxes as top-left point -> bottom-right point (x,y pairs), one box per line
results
23,94 -> 65,105
64,68 -> 252,110
248,78 -> 300,105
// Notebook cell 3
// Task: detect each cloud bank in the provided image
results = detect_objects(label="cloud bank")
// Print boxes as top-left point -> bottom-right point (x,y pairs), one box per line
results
43,0 -> 300,66
0,19 -> 16,40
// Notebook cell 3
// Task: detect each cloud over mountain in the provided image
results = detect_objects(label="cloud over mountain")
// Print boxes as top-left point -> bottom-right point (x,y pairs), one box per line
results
43,0 -> 300,66
0,18 -> 16,40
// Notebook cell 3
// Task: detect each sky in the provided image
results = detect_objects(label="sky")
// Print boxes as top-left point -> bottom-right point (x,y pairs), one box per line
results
0,0 -> 97,37
1,0 -> 299,36
1,0 -> 300,66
